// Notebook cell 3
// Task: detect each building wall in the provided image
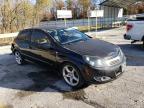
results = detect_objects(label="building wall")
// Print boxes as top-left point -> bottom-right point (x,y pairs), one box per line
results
100,6 -> 123,18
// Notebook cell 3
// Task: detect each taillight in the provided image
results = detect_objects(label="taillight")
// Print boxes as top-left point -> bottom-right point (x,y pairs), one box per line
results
127,24 -> 133,32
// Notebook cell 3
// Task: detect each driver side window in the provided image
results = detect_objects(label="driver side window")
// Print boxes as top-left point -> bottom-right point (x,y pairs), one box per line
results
31,30 -> 50,45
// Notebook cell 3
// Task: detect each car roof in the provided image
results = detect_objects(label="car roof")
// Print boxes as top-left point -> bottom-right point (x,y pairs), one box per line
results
21,26 -> 65,32
21,26 -> 78,33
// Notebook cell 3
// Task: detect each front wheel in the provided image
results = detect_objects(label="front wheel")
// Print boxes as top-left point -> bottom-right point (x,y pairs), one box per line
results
62,63 -> 84,88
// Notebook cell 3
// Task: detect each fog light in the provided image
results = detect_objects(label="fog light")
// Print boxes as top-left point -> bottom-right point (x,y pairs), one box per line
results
94,76 -> 111,82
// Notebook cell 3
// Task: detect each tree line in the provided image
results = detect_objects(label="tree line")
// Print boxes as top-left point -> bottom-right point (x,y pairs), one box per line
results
127,1 -> 144,14
0,0 -> 96,33
0,0 -> 144,33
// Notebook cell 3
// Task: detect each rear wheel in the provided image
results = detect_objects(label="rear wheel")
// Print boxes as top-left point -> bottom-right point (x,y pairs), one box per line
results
62,63 -> 84,88
14,51 -> 25,65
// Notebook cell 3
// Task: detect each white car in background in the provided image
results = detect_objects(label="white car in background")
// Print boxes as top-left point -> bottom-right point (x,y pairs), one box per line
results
124,14 -> 144,45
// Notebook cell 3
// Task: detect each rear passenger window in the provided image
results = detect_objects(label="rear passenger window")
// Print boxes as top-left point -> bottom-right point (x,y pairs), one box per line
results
17,30 -> 31,41
31,30 -> 50,44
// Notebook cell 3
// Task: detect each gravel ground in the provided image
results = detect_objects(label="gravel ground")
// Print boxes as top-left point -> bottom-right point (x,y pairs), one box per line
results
0,27 -> 144,108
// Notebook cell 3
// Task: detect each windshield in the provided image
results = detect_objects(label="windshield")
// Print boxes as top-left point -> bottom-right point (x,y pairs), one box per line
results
47,28 -> 89,44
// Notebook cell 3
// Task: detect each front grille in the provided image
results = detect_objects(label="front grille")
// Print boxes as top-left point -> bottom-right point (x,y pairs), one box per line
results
106,50 -> 123,66
109,58 -> 121,66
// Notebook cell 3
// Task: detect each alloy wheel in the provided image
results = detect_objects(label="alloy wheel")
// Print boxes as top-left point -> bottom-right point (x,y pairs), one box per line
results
62,65 -> 80,86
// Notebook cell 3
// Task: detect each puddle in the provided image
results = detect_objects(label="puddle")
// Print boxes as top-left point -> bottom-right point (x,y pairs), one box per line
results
2,69 -> 10,73
26,71 -> 66,92
0,63 -> 71,92
0,71 -> 26,83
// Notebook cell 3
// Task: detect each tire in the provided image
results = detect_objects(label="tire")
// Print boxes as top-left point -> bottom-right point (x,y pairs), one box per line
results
142,36 -> 144,47
61,63 -> 84,88
14,51 -> 25,65
142,36 -> 144,41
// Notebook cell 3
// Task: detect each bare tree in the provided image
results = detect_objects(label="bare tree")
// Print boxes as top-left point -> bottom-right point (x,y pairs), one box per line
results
66,0 -> 72,9
127,1 -> 144,14
55,0 -> 65,10
0,0 -> 34,33
78,0 -> 90,18
0,0 -> 52,33
35,0 -> 52,22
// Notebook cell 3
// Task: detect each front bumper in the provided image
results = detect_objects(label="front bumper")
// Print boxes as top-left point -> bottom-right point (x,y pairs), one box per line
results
83,58 -> 126,83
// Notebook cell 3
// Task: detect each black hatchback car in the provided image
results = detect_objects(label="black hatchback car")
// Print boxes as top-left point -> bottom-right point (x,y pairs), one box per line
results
11,27 -> 126,88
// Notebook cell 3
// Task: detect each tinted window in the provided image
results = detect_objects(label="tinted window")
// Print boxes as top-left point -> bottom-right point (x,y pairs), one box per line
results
31,30 -> 50,44
17,30 -> 31,41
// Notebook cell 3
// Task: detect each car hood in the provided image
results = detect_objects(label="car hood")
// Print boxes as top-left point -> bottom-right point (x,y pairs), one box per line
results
63,39 -> 119,58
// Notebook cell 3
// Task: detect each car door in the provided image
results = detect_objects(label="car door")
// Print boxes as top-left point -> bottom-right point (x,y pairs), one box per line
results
30,29 -> 57,65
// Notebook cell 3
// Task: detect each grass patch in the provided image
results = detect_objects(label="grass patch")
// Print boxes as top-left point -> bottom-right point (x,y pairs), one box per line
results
77,25 -> 110,32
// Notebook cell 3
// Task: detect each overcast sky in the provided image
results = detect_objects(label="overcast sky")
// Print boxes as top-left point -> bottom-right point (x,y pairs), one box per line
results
29,0 -> 36,4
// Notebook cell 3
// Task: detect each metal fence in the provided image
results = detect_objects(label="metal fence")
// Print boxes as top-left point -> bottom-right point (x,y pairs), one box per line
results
38,17 -> 125,29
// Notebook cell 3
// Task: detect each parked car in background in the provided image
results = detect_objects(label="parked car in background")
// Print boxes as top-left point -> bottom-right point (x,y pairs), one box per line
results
11,27 -> 126,88
124,14 -> 144,45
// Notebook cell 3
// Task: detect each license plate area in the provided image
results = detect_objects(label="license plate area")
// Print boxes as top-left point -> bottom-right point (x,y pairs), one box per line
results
115,71 -> 121,77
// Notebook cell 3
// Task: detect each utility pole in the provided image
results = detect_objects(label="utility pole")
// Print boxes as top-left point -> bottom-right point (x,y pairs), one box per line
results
62,7 -> 67,27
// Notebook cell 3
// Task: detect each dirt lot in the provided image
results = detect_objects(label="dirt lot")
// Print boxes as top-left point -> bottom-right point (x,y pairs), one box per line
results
0,27 -> 144,108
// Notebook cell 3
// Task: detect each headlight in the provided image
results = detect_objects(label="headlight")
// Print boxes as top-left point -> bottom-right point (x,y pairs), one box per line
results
83,55 -> 105,68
